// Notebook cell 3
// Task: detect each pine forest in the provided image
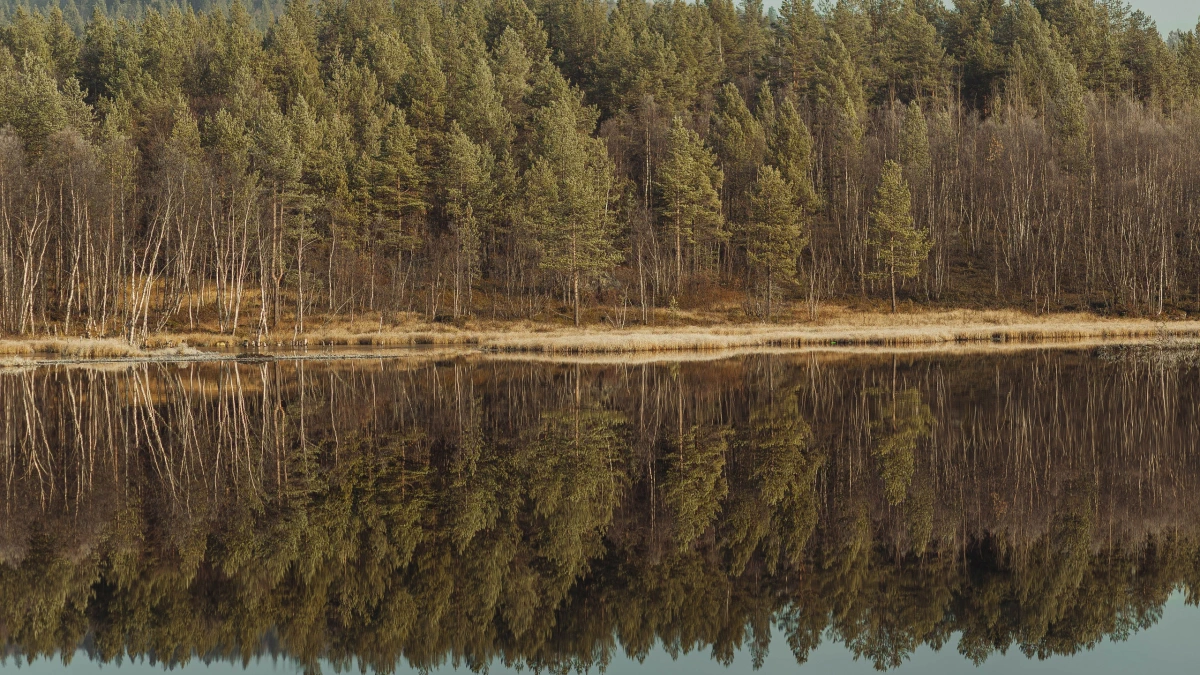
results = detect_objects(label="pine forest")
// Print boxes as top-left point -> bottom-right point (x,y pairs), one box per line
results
2,0 -> 1200,342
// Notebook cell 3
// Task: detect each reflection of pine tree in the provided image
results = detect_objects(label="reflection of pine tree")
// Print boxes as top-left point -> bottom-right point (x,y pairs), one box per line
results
870,385 -> 933,506
523,405 -> 625,576
663,424 -> 730,549
723,389 -> 822,574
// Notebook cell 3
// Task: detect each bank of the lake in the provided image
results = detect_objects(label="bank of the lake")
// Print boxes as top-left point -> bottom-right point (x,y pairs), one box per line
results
4,308 -> 1200,364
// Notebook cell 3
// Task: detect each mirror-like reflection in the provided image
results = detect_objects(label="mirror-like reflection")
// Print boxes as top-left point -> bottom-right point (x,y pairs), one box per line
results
2,348 -> 1199,672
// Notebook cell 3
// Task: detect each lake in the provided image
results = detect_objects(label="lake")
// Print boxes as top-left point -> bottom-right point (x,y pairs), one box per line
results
2,345 -> 1199,673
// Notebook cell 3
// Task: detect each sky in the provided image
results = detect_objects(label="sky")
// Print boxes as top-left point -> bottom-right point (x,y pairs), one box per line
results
1125,0 -> 1198,33
759,1 -> 1199,35
5,592 -> 1199,674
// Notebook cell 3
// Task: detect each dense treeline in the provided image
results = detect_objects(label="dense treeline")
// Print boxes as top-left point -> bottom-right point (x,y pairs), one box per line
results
2,1 -> 1200,340
3,351 -> 1200,670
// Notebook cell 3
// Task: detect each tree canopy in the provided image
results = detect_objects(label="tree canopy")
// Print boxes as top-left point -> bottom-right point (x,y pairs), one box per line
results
1,0 -> 1200,335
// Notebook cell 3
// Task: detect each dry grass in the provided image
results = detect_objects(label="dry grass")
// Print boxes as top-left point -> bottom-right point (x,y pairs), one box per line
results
0,338 -> 206,361
271,308 -> 1200,354
0,338 -> 145,358
6,307 -> 1200,360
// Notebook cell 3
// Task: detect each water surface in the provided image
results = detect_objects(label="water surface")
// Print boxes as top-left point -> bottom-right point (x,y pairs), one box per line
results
2,346 -> 1199,672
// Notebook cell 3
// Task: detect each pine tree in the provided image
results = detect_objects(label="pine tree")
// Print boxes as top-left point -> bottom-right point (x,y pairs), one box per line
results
777,0 -> 823,88
898,99 -> 930,180
714,82 -> 766,228
948,2 -> 1005,107
1121,10 -> 1173,104
1005,0 -> 1090,173
1,8 -> 50,71
78,8 -> 117,104
373,108 -> 426,240
492,27 -> 533,115
1180,20 -> 1200,99
814,29 -> 865,168
743,165 -> 807,321
266,14 -> 324,110
768,95 -> 819,212
404,28 -> 448,168
444,122 -> 495,317
868,160 -> 931,312
526,96 -> 621,326
0,51 -> 92,157
458,56 -> 514,154
45,8 -> 78,84
881,0 -> 948,101
658,116 -> 724,286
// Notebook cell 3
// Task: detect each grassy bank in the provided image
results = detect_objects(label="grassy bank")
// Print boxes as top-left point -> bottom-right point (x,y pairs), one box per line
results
3,308 -> 1198,362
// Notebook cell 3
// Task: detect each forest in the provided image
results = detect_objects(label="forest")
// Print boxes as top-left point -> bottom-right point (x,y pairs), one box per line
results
2,0 -> 1200,341
3,352 -> 1199,670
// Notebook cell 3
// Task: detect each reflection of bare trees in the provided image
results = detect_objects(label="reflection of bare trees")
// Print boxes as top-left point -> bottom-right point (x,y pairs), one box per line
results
1,351 -> 1199,671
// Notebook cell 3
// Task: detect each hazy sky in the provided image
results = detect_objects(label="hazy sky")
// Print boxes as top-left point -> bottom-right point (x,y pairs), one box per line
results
1123,1 -> 1198,33
10,593 -> 1199,673
759,2 -> 1198,35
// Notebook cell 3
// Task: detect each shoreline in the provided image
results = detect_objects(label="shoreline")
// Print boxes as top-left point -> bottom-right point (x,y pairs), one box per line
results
3,310 -> 1200,366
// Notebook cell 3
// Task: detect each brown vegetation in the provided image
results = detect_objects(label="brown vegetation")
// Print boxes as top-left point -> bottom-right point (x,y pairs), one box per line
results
3,306 -> 1197,362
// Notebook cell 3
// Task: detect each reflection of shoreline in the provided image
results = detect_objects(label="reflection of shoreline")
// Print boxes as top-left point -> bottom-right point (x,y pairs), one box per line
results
5,335 -> 1200,369
1,353 -> 1198,671
4,310 -> 1200,366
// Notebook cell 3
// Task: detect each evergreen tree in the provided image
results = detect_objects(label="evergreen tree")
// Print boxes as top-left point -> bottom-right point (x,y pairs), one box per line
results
444,122 -> 494,317
45,8 -> 78,84
898,99 -> 930,180
868,160 -> 931,312
492,26 -> 533,116
658,116 -> 724,287
1179,20 -> 1200,99
949,1 -> 1006,107
372,108 -> 426,242
768,95 -> 819,212
743,165 -> 806,320
713,82 -> 765,228
0,51 -> 92,156
777,0 -> 823,88
1121,10 -> 1173,103
1005,0 -> 1091,173
526,96 -> 621,326
265,14 -> 323,110
814,28 -> 865,165
78,8 -> 117,104
881,0 -> 949,101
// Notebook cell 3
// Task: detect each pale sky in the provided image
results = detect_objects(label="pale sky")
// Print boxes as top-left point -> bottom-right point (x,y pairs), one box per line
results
762,1 -> 1198,35
1122,0 -> 1198,33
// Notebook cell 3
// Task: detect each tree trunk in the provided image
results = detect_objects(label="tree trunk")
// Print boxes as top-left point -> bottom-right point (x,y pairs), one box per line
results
675,217 -> 682,294
766,268 -> 772,322
890,262 -> 897,313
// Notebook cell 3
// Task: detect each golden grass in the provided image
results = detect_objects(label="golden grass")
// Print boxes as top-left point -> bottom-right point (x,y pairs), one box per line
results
238,308 -> 1200,354
6,307 -> 1200,361
0,338 -> 207,362
0,338 -> 144,358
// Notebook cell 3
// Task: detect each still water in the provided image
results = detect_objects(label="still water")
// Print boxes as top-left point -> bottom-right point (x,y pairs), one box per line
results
1,346 -> 1198,673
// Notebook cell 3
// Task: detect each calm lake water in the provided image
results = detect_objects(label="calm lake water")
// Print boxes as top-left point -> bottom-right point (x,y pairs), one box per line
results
2,346 -> 1199,673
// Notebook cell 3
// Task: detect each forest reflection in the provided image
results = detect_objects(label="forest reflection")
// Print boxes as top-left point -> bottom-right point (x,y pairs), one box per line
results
2,348 -> 1199,673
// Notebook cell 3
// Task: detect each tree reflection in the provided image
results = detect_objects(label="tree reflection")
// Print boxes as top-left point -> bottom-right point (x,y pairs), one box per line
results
1,350 -> 1200,672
